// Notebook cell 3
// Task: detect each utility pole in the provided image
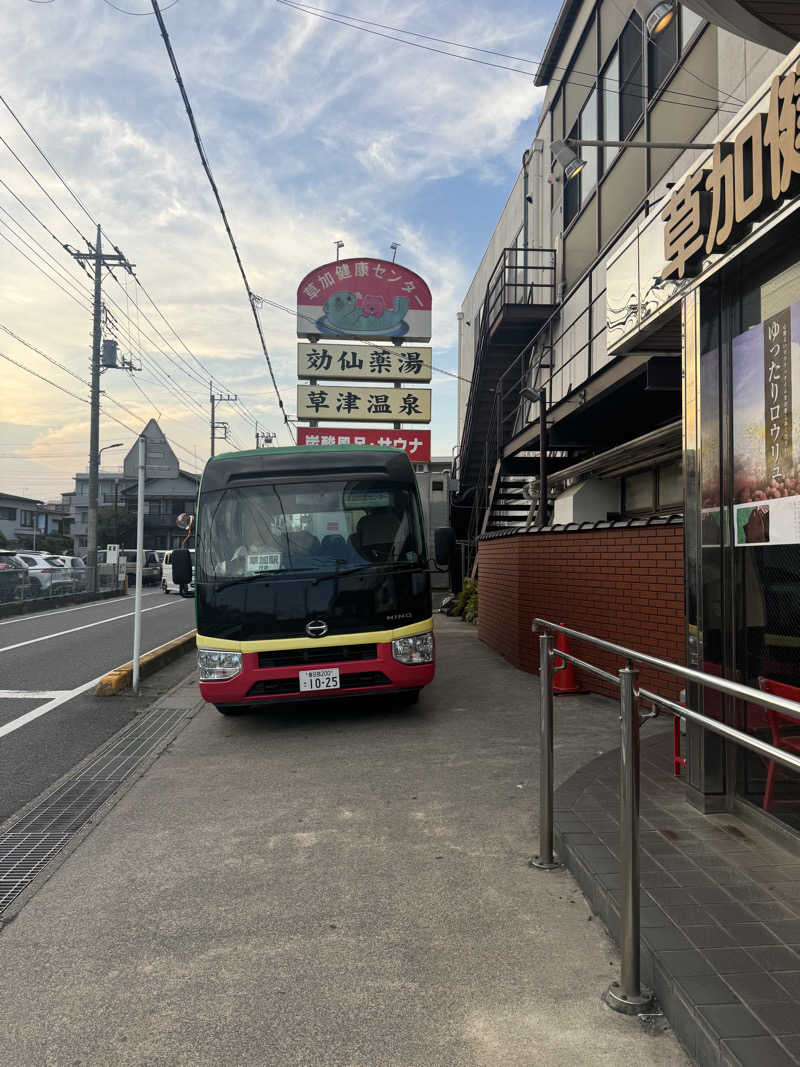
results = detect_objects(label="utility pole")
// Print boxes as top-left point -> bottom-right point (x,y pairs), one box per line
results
210,381 -> 237,457
68,225 -> 133,592
255,423 -> 275,448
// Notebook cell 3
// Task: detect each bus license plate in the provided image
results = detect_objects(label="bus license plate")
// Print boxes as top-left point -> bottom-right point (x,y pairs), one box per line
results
299,668 -> 340,692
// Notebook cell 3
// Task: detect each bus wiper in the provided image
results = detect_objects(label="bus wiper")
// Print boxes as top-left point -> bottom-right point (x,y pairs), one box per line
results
311,563 -> 373,585
215,571 -> 276,591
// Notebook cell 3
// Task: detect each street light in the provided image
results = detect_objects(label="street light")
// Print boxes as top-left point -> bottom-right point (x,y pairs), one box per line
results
552,137 -> 721,180
99,442 -> 123,465
634,0 -> 675,37
551,140 -> 587,181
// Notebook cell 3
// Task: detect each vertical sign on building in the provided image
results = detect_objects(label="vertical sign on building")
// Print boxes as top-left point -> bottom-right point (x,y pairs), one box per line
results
763,308 -> 792,485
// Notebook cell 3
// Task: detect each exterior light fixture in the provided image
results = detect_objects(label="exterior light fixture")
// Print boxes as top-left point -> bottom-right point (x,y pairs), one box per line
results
521,386 -> 539,403
634,0 -> 675,37
334,239 -> 344,260
390,241 -> 400,262
551,139 -> 586,181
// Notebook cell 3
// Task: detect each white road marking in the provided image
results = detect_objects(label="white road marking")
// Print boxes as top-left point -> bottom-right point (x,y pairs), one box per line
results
0,590 -> 161,627
0,630 -> 199,739
0,599 -> 185,655
0,675 -> 107,739
0,691 -> 70,700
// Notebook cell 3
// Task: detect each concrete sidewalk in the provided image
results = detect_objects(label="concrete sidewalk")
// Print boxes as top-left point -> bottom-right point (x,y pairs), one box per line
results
0,615 -> 689,1066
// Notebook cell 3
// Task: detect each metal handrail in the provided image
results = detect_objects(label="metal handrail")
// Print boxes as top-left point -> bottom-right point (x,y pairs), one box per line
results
531,617 -> 800,1017
534,618 -> 800,724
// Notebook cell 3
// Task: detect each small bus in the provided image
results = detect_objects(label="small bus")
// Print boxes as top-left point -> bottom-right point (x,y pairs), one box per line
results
172,446 -> 449,714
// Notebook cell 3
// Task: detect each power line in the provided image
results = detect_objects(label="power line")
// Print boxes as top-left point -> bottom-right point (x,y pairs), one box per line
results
150,0 -> 295,441
274,0 -> 742,114
0,91 -> 278,440
0,210 -> 93,304
0,227 -> 90,311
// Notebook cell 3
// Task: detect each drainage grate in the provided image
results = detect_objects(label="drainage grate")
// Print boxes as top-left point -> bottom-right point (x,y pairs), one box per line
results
0,703 -> 195,915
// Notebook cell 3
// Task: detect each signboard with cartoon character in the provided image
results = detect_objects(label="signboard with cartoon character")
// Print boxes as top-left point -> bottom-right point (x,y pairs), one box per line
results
296,258 -> 432,342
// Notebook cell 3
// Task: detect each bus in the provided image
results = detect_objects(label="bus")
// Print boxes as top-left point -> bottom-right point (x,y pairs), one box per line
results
171,446 -> 450,714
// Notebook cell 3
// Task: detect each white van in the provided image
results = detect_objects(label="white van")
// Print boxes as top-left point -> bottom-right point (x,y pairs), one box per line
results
161,549 -> 196,594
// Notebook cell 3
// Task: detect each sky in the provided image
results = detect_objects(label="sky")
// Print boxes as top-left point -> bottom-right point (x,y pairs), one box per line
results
0,0 -> 551,501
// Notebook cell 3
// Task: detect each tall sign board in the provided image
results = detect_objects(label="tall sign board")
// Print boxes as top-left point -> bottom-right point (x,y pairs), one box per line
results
296,256 -> 433,454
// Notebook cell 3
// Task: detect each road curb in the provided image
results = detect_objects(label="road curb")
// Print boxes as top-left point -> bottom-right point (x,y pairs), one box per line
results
95,629 -> 197,696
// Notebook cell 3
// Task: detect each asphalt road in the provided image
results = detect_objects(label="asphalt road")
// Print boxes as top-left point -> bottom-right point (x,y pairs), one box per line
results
0,589 -> 196,824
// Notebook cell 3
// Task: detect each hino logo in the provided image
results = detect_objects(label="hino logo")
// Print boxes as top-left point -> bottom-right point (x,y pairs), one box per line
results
305,619 -> 329,638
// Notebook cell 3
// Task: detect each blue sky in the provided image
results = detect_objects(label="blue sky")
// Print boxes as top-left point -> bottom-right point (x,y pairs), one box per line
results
0,0 -> 550,498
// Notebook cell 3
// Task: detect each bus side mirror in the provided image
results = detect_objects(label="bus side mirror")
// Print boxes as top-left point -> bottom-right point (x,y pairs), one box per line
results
434,527 -> 455,567
171,548 -> 193,586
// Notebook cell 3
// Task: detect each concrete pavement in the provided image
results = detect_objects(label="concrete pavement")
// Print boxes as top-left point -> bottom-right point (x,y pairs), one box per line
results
0,614 -> 690,1066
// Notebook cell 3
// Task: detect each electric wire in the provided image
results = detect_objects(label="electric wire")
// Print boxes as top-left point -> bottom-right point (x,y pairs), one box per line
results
0,209 -> 94,304
150,0 -> 295,440
0,227 -> 90,312
274,0 -> 742,114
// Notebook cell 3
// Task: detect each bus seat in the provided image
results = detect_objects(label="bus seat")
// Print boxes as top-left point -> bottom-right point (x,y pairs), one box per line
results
351,510 -> 400,562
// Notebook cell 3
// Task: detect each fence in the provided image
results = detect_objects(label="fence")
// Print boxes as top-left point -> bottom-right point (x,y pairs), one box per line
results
0,562 -> 124,607
532,618 -> 800,1015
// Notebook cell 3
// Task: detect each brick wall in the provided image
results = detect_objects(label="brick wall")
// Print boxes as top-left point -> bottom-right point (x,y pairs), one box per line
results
477,525 -> 685,700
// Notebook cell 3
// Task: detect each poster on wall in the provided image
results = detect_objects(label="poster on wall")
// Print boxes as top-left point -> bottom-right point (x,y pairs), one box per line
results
733,300 -> 800,546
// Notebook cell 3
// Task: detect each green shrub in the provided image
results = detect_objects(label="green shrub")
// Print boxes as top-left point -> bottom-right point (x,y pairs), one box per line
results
463,585 -> 478,624
454,578 -> 476,616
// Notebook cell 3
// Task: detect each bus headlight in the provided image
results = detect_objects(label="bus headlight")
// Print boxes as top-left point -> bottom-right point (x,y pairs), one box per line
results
198,649 -> 243,681
391,631 -> 434,665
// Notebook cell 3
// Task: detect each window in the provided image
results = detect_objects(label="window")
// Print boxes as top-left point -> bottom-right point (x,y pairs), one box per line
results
0,506 -> 15,520
602,50 -> 620,169
658,462 -> 683,508
79,509 -> 88,523
680,3 -> 703,48
648,8 -> 679,96
19,510 -> 34,528
623,463 -> 683,515
564,120 -> 581,228
580,89 -> 598,204
619,15 -> 644,140
432,480 -> 444,492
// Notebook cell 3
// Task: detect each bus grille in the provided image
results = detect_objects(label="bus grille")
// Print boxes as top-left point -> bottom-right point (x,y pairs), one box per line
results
257,644 -> 377,669
247,671 -> 391,697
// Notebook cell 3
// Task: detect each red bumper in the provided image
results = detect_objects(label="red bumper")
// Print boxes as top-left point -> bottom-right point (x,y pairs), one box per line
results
199,640 -> 434,707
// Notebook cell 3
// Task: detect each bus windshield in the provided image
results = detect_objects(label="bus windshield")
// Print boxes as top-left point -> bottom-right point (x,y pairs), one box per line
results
197,479 -> 426,580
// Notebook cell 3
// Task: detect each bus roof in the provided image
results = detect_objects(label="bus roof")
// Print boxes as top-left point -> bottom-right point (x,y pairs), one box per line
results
201,445 -> 417,493
209,445 -> 403,462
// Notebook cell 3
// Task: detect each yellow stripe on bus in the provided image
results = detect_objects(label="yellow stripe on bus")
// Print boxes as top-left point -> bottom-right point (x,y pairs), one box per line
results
195,617 -> 433,653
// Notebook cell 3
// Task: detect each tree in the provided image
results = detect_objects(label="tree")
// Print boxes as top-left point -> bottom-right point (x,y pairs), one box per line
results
96,506 -> 136,549
0,529 -> 7,548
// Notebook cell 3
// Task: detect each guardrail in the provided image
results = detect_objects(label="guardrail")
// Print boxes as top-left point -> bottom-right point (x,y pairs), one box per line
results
532,618 -> 800,1016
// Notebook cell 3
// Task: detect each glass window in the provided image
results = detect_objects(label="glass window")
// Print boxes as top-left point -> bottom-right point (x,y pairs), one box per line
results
680,3 -> 703,48
432,481 -> 444,492
602,50 -> 620,169
20,510 -> 34,528
0,506 -> 15,520
648,9 -> 678,96
580,89 -> 598,203
197,479 -> 427,580
658,462 -> 683,508
564,120 -> 581,228
619,16 -> 644,139
623,470 -> 654,513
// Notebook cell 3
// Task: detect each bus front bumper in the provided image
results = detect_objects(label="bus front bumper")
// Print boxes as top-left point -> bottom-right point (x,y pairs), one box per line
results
198,639 -> 434,707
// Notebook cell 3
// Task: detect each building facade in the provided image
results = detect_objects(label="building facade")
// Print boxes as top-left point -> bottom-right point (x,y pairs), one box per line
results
0,492 -> 71,549
64,420 -> 199,553
456,4 -> 800,824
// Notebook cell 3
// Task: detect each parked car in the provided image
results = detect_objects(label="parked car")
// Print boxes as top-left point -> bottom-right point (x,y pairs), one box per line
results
162,549 -> 195,594
123,549 -> 161,586
0,550 -> 28,603
50,555 -> 88,591
14,552 -> 74,596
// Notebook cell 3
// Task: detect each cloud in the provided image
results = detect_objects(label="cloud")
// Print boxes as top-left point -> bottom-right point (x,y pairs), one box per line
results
0,0 -> 551,496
